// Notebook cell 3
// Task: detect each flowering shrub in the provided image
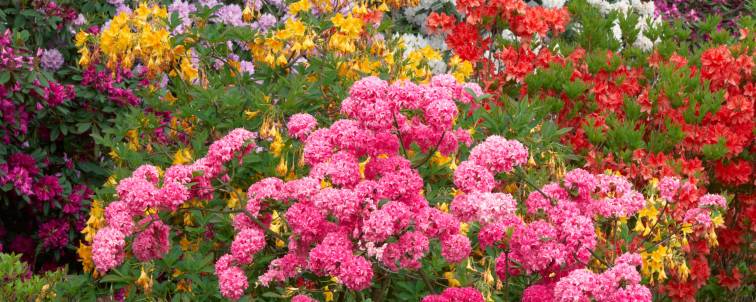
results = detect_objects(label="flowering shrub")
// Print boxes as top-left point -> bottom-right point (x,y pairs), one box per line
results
0,1 -> 136,272
436,0 -> 754,299
65,72 -> 732,301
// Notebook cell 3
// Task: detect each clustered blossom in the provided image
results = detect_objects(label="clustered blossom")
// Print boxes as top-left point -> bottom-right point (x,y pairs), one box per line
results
427,0 -> 570,61
38,219 -> 70,249
40,81 -> 76,107
449,158 -> 649,286
215,255 -> 249,300
548,253 -> 651,302
221,75 -> 483,298
92,129 -> 257,274
168,0 -> 197,34
39,48 -> 64,71
91,227 -> 127,273
421,287 -> 485,302
81,65 -> 141,106
287,113 -> 318,140
132,216 -> 171,262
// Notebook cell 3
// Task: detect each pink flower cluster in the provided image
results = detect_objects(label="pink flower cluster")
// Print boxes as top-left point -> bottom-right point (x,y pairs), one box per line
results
287,113 -> 318,140
40,81 -> 76,107
215,254 -> 249,300
224,75 -> 483,297
531,253 -> 652,302
421,287 -> 485,302
92,129 -> 257,273
527,169 -> 646,219
0,153 -> 63,201
450,162 -> 642,282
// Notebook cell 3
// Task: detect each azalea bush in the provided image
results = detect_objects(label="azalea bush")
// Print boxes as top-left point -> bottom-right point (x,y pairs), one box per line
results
511,5 -> 754,301
61,74 -> 729,302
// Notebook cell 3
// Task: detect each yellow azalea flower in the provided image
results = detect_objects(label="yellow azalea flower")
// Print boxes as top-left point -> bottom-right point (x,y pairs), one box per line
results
504,183 -> 518,194
106,175 -> 118,187
78,47 -> 90,66
179,57 -> 198,81
271,134 -> 285,157
323,286 -> 334,301
288,0 -> 311,15
677,261 -> 690,281
136,267 -> 154,294
438,202 -> 449,213
482,269 -> 495,287
227,188 -> 243,209
649,177 -> 659,189
449,55 -> 474,82
275,238 -> 286,248
460,223 -> 469,235
269,210 -> 283,234
126,129 -> 140,151
93,4 -> 175,78
449,159 -> 458,171
276,157 -> 288,176
163,91 -> 178,103
444,271 -> 461,287
244,110 -> 260,119
430,152 -> 451,167
183,212 -> 193,226
276,54 -> 288,66
179,235 -> 199,252
82,200 -> 105,243
173,148 -> 193,165
144,207 -> 157,216
711,213 -> 725,228
75,30 -> 89,48
77,242 -> 95,275
321,179 -> 332,188
109,149 -> 120,161
642,245 -> 668,283
242,5 -> 255,22
707,228 -> 718,246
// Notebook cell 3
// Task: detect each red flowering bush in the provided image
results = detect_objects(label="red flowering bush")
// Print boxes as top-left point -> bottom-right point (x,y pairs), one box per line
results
426,0 -> 570,99
449,2 -> 755,299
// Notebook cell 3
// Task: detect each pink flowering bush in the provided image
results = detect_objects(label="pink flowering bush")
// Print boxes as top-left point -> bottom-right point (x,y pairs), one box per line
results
71,73 -> 729,301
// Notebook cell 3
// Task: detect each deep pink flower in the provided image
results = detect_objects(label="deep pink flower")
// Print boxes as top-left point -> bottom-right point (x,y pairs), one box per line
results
231,228 -> 266,265
33,175 -> 62,201
287,113 -> 318,140
92,227 -> 126,273
132,216 -> 170,262
468,135 -> 528,174
441,234 -> 471,263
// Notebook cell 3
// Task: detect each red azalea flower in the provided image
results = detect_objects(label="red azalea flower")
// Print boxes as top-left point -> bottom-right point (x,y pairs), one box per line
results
662,280 -> 697,302
446,23 -> 489,62
718,268 -> 742,290
700,46 -> 740,90
688,256 -> 710,288
716,227 -> 743,253
715,160 -> 752,186
426,12 -> 456,34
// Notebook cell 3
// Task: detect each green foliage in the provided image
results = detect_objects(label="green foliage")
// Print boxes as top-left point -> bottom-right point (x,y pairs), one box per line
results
0,253 -> 65,301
